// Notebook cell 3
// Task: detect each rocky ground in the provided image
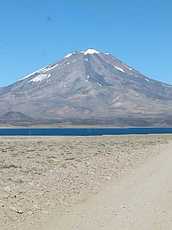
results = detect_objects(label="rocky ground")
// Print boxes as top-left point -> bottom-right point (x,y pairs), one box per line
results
0,135 -> 171,230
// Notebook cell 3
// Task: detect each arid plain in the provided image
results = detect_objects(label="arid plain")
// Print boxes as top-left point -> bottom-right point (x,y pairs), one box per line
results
0,135 -> 172,229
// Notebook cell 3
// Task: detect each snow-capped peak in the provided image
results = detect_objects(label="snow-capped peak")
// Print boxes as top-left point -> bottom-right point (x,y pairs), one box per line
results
83,49 -> 100,55
64,49 -> 100,58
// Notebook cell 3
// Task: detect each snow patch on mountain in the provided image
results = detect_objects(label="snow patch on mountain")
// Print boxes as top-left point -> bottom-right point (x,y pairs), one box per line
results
65,53 -> 73,58
97,82 -> 102,87
19,67 -> 46,81
18,63 -> 59,82
145,78 -> 150,82
114,66 -> 125,73
43,64 -> 59,72
30,73 -> 51,82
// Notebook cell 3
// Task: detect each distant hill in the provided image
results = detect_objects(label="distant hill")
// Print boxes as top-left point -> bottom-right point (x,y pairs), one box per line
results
0,48 -> 172,127
0,111 -> 33,122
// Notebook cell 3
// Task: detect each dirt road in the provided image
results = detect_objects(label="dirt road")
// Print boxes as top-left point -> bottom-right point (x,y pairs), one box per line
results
45,142 -> 172,230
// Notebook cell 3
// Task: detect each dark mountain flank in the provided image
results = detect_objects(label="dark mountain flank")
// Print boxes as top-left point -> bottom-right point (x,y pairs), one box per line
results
0,49 -> 172,126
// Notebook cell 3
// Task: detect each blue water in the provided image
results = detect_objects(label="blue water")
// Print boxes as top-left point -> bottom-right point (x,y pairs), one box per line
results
0,128 -> 172,136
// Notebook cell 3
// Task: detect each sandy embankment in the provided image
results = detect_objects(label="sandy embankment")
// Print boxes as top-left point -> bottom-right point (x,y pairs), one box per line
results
0,135 -> 172,229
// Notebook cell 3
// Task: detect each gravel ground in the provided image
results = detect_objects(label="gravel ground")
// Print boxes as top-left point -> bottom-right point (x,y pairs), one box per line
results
0,135 -> 171,229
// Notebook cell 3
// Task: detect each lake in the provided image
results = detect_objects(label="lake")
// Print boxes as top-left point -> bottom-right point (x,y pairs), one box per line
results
0,127 -> 172,136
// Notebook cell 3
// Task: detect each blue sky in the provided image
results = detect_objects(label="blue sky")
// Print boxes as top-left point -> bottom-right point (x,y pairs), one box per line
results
0,0 -> 172,86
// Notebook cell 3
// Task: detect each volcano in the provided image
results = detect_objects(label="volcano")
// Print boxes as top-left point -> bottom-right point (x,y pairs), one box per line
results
0,48 -> 172,127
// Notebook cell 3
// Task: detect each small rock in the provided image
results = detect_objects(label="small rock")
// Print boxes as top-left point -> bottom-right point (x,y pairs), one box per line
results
16,209 -> 24,214
10,206 -> 24,214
